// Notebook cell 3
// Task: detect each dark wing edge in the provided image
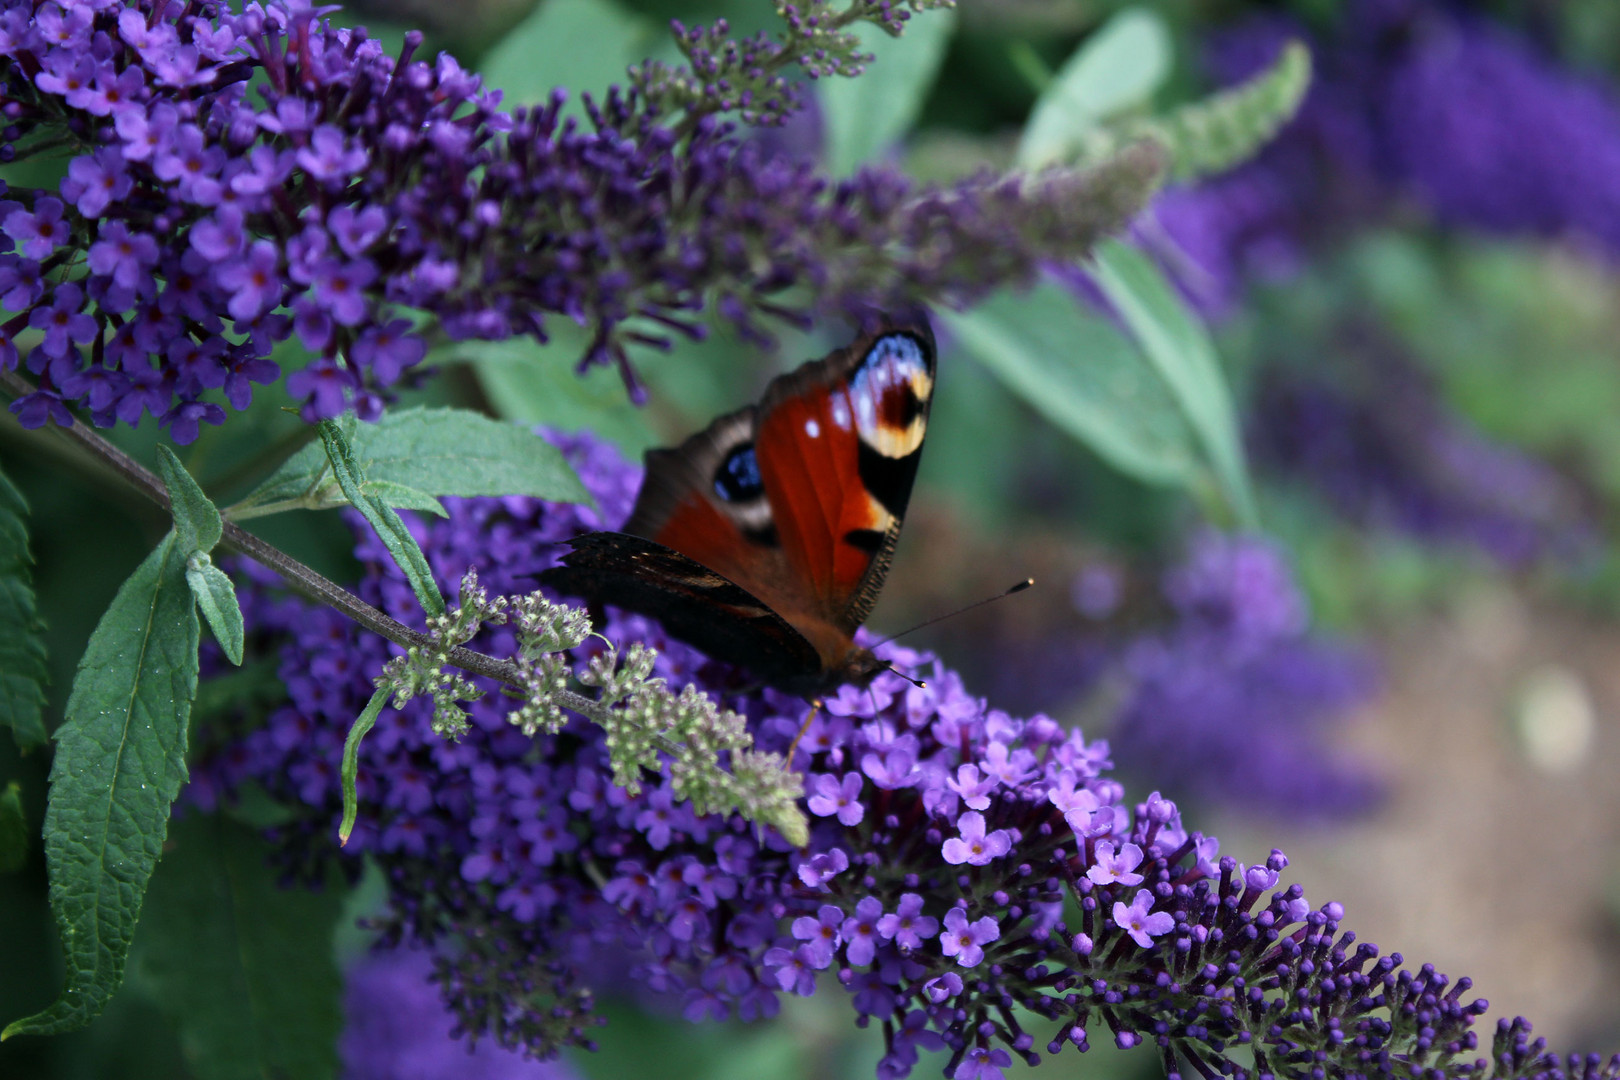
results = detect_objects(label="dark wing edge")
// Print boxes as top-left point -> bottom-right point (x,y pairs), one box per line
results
538,531 -> 822,685
622,404 -> 756,541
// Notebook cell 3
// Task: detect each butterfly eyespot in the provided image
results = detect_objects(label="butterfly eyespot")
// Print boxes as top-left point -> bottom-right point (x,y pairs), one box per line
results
713,444 -> 764,502
851,333 -> 932,459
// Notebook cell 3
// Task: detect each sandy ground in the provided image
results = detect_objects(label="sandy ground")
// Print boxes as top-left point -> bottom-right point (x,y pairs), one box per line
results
1213,581 -> 1620,1051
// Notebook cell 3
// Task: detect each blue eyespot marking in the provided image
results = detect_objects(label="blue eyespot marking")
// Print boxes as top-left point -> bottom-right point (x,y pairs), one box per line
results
714,444 -> 763,502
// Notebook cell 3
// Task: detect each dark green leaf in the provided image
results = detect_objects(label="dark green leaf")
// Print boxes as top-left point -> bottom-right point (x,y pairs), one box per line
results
338,688 -> 390,847
1090,240 -> 1258,525
454,335 -> 655,454
942,282 -> 1200,486
3,533 -> 198,1039
155,445 -> 222,554
315,419 -> 445,618
185,557 -> 245,667
820,8 -> 957,176
0,465 -> 49,750
479,0 -> 659,116
0,781 -> 26,873
232,407 -> 588,519
134,814 -> 342,1080
1018,7 -> 1172,169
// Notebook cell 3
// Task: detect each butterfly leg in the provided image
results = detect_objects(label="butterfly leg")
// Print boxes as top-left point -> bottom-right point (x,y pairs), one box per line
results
785,699 -> 822,767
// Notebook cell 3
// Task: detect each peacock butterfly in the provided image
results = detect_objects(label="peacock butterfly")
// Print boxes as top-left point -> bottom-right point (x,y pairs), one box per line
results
541,318 -> 937,697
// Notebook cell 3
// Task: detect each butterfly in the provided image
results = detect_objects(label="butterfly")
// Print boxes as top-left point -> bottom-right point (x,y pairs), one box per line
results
541,318 -> 937,698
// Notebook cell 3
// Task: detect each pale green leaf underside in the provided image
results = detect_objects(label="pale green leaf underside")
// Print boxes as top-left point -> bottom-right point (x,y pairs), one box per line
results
187,561 -> 245,667
820,8 -> 957,177
942,282 -> 1200,486
1090,240 -> 1258,525
1018,7 -> 1173,169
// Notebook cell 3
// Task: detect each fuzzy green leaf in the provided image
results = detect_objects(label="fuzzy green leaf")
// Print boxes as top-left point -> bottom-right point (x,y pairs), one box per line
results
231,408 -> 588,519
3,533 -> 198,1039
820,8 -> 957,176
1018,7 -> 1173,169
1077,40 -> 1311,183
456,336 -> 655,454
0,781 -> 26,873
480,0 -> 659,117
1091,240 -> 1257,525
338,688 -> 390,847
315,419 -> 445,618
942,282 -> 1200,487
186,557 -> 245,667
155,445 -> 222,554
134,814 -> 343,1080
0,465 -> 49,750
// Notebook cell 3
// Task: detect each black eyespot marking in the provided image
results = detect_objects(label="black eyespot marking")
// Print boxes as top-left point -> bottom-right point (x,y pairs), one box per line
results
714,444 -> 763,502
843,528 -> 887,554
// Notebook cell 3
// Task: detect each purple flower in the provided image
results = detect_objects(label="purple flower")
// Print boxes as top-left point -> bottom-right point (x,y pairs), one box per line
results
60,148 -> 132,220
945,764 -> 995,810
954,1046 -> 1013,1080
29,284 -> 97,358
791,905 -> 844,969
1084,839 -> 1145,886
160,399 -> 226,445
941,811 -> 1013,866
939,908 -> 999,968
310,258 -> 377,326
763,946 -> 817,995
806,772 -> 864,826
875,893 -> 937,951
839,897 -> 885,966
796,847 -> 850,888
87,222 -> 159,290
5,198 -> 70,259
1112,890 -> 1174,949
296,125 -> 368,182
215,241 -> 283,322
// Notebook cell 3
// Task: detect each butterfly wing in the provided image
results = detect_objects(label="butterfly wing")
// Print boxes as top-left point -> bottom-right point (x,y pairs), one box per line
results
545,316 -> 936,691
750,321 -> 937,635
541,532 -> 823,686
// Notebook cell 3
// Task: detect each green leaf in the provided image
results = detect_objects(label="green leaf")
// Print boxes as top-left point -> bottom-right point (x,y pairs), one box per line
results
3,533 -> 198,1039
315,419 -> 445,618
1017,7 -> 1173,169
134,814 -> 342,1080
820,8 -> 957,176
231,407 -> 588,519
941,282 -> 1200,486
1090,239 -> 1257,526
1076,39 -> 1311,183
479,0 -> 659,116
185,556 -> 245,667
0,781 -> 26,873
454,335 -> 655,454
154,445 -> 222,554
0,465 -> 49,750
360,479 -> 447,518
337,688 -> 390,847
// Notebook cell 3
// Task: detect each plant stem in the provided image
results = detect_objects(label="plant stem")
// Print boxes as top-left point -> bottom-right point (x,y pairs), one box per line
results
0,369 -> 610,723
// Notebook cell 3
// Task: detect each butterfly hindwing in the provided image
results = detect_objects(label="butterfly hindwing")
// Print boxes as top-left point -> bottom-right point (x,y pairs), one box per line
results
541,532 -> 822,686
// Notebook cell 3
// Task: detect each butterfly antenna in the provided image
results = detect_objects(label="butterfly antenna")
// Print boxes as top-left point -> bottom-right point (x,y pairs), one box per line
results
871,578 -> 1035,649
880,663 -> 927,689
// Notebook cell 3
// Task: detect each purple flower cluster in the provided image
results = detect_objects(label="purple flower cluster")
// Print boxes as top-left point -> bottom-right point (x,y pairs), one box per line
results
1250,348 -> 1590,566
5,0 -> 1158,439
342,949 -> 582,1080
188,430 -> 1619,1079
1153,0 -> 1620,312
1109,532 -> 1381,821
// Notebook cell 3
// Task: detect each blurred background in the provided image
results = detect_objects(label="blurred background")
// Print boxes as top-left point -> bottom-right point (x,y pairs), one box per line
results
5,0 -> 1620,1077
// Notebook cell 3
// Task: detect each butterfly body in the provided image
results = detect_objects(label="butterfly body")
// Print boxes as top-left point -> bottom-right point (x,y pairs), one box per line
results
542,320 -> 937,697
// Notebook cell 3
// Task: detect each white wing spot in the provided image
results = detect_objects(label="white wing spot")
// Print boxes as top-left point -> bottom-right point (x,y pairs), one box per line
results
805,418 -> 821,438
